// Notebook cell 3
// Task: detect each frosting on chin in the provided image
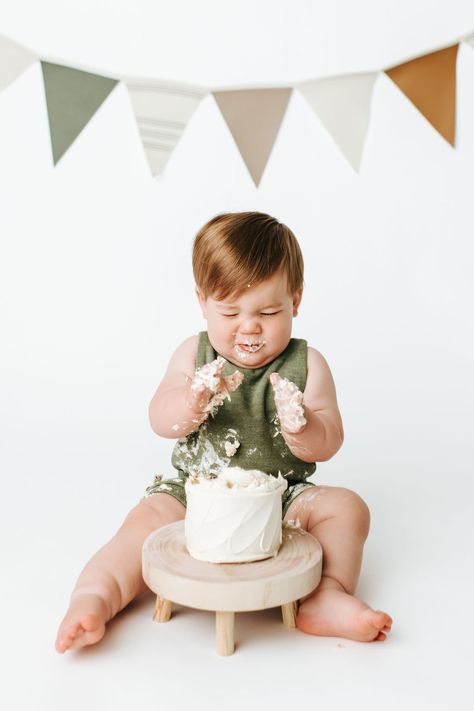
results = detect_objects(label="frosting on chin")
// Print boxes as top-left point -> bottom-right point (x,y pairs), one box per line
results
184,468 -> 288,563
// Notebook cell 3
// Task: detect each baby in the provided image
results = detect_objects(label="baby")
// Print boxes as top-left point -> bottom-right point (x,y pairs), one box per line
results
55,211 -> 392,653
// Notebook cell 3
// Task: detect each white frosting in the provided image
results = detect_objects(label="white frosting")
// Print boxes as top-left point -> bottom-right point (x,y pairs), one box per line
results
184,467 -> 288,563
233,339 -> 266,362
191,356 -> 243,414
224,438 -> 240,457
270,373 -> 307,433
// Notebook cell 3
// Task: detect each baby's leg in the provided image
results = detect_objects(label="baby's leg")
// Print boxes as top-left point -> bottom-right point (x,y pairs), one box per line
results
55,493 -> 185,653
284,486 -> 392,642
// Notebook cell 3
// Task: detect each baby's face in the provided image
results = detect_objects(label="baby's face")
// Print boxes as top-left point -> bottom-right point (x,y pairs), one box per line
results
197,271 -> 302,368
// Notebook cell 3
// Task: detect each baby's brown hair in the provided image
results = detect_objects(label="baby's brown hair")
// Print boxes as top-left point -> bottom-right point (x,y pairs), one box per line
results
192,212 -> 304,300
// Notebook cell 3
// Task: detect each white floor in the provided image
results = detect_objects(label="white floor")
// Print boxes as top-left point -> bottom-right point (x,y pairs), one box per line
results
2,425 -> 473,711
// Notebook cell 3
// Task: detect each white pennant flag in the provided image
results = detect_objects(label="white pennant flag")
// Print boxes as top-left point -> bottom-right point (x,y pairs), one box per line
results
297,72 -> 378,171
123,77 -> 207,175
463,32 -> 474,48
0,34 -> 38,93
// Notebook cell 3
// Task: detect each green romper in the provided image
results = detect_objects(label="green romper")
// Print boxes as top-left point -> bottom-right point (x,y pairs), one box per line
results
144,331 -> 317,518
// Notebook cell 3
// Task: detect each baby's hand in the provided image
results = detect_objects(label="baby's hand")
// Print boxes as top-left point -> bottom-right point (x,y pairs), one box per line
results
270,372 -> 307,434
189,356 -> 243,416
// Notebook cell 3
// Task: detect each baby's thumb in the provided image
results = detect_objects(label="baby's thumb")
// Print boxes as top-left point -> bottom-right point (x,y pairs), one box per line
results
270,372 -> 281,388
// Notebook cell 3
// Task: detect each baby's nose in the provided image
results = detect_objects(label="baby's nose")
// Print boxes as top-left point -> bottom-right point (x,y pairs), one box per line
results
240,316 -> 262,333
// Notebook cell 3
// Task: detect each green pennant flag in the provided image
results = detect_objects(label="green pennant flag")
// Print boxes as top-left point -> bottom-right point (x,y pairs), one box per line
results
41,61 -> 118,164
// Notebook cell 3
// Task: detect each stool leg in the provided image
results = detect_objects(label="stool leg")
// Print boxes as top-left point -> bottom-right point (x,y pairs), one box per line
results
153,594 -> 172,622
281,601 -> 298,628
216,611 -> 235,656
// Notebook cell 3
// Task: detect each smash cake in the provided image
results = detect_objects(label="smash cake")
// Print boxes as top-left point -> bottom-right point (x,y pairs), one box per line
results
184,467 -> 288,563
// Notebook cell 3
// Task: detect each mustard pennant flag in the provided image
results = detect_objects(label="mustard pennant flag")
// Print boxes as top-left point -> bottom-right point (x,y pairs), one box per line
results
213,88 -> 292,186
41,61 -> 118,164
0,34 -> 37,93
385,44 -> 459,146
297,72 -> 378,171
123,78 -> 207,176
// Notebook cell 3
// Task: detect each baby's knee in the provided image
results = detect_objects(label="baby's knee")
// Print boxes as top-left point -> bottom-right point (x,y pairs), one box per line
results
338,488 -> 371,538
121,493 -> 186,532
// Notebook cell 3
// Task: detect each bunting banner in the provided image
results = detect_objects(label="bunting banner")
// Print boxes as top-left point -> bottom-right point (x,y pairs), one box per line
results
0,31 -> 473,179
0,34 -> 37,92
212,88 -> 292,185
123,78 -> 207,175
297,72 -> 378,171
41,62 -> 118,164
385,44 -> 459,146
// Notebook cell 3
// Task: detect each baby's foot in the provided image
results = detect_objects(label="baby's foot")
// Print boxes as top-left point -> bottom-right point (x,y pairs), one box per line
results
296,582 -> 392,642
55,593 -> 108,653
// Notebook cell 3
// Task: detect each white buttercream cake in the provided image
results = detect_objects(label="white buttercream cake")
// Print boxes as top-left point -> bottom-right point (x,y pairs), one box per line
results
184,467 -> 288,563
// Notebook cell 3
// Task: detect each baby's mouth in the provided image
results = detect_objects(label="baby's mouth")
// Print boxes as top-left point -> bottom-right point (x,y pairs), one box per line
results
234,341 -> 265,354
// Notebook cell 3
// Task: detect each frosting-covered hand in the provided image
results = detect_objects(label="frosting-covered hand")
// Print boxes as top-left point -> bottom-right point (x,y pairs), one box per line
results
188,356 -> 244,416
270,372 -> 307,434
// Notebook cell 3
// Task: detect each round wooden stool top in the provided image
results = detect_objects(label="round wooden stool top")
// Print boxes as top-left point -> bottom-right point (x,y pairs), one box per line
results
142,520 -> 323,612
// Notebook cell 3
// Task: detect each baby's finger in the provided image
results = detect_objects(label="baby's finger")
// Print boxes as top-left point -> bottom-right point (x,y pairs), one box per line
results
270,372 -> 281,388
225,370 -> 244,393
190,381 -> 207,399
214,357 -> 226,375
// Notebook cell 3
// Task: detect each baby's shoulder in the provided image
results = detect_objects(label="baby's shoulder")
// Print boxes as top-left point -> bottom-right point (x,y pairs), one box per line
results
166,335 -> 199,377
305,345 -> 334,380
306,345 -> 326,365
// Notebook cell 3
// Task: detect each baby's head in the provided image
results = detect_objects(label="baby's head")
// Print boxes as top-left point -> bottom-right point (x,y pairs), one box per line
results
192,212 -> 304,368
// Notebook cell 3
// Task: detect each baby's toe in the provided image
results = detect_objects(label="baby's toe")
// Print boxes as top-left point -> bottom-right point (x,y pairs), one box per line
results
365,609 -> 392,635
66,622 -> 81,638
81,613 -> 103,633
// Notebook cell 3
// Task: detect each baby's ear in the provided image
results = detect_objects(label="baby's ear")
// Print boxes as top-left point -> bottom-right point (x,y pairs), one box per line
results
195,287 -> 208,318
292,289 -> 303,316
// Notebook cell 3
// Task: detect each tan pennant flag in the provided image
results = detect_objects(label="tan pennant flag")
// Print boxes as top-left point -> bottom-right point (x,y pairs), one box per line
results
124,78 -> 207,175
297,72 -> 378,171
385,44 -> 459,146
41,61 -> 118,165
0,34 -> 38,92
213,88 -> 292,186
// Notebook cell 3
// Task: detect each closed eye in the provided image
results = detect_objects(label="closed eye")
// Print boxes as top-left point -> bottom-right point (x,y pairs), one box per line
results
261,311 -> 281,316
222,313 -> 238,318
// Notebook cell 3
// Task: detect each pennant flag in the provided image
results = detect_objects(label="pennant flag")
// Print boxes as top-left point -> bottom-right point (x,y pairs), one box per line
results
213,88 -> 292,186
385,44 -> 459,146
41,61 -> 118,164
123,78 -> 207,175
297,72 -> 378,171
0,34 -> 37,92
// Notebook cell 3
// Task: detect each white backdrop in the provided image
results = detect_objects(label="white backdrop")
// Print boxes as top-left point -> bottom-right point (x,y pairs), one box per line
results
1,2 -> 474,710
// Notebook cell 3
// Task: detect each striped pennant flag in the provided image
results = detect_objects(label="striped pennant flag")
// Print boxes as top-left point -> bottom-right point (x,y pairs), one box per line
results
123,78 -> 207,175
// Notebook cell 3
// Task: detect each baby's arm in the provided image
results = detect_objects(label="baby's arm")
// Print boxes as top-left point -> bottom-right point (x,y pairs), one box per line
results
270,347 -> 344,462
148,336 -> 243,438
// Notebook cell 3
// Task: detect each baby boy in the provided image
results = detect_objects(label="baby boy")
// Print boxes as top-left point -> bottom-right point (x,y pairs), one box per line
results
55,211 -> 392,653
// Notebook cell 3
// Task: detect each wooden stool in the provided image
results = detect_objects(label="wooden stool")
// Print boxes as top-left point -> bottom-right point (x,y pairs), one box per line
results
142,520 -> 322,656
